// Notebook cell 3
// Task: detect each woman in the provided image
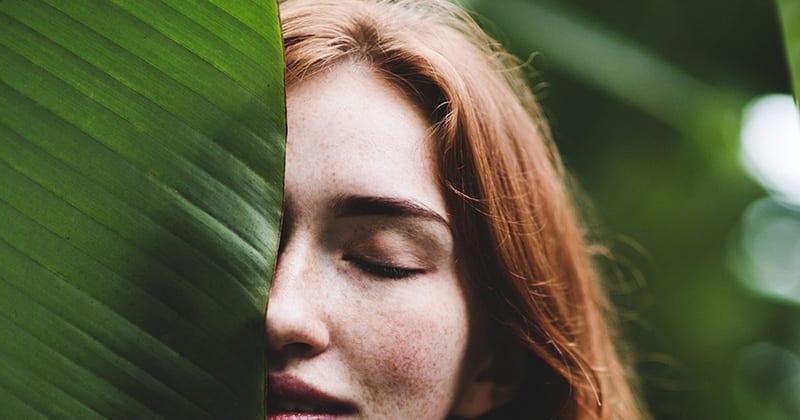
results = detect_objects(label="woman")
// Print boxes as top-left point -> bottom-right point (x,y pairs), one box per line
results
266,0 -> 648,418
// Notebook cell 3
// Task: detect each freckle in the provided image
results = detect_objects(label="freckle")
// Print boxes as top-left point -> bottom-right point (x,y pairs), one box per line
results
380,332 -> 430,388
391,346 -> 418,376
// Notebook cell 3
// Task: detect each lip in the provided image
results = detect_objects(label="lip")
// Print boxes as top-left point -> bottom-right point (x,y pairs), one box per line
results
266,374 -> 356,420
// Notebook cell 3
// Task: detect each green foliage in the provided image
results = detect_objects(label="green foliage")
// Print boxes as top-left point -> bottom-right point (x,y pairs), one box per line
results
778,0 -> 800,101
0,0 -> 285,417
469,0 -> 794,418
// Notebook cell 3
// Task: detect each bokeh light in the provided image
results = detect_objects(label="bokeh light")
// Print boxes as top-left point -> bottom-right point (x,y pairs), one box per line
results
733,342 -> 800,420
733,198 -> 800,304
730,93 -> 800,420
740,94 -> 800,206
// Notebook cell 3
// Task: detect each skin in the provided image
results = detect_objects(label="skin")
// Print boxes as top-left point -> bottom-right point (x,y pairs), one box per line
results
266,62 -> 493,418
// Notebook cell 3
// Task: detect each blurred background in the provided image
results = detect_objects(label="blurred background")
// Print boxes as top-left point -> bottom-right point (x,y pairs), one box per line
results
462,0 -> 799,418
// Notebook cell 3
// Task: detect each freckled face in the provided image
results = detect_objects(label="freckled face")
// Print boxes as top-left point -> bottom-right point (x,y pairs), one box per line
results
265,64 -> 488,418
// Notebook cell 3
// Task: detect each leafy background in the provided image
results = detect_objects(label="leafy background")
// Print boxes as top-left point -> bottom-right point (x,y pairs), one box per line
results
465,0 -> 799,419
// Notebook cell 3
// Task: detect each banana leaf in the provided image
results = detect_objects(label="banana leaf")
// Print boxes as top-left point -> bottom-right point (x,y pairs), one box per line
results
0,0 -> 285,417
778,0 -> 800,102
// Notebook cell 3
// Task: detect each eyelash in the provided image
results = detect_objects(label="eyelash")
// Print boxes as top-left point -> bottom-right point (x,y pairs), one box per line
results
343,256 -> 424,280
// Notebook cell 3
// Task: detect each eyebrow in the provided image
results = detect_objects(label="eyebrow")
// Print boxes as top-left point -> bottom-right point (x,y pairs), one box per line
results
331,194 -> 451,232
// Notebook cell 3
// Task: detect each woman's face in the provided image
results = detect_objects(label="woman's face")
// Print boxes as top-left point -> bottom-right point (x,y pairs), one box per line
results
265,63 -> 490,419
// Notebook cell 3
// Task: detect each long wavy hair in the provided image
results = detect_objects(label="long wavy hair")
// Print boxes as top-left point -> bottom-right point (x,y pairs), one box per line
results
279,0 -> 648,418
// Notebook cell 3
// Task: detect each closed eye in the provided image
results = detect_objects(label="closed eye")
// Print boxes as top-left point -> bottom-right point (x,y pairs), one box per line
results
343,256 -> 425,279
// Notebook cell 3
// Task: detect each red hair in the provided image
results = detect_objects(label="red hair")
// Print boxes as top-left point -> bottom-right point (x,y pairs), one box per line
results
279,0 -> 647,418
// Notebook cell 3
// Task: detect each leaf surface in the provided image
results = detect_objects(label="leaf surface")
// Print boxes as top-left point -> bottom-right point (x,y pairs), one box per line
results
0,0 -> 285,417
778,0 -> 800,102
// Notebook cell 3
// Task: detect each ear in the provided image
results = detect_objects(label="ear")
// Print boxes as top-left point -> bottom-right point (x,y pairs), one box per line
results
450,338 -> 527,418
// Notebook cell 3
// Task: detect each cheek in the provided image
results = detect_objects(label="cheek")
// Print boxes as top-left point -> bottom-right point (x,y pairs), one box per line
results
379,330 -> 437,386
366,297 -> 471,393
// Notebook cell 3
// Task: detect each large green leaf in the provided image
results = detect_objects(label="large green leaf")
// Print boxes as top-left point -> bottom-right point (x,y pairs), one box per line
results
778,0 -> 800,102
0,0 -> 285,417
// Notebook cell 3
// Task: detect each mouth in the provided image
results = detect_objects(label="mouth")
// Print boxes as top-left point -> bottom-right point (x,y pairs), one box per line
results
266,374 -> 356,419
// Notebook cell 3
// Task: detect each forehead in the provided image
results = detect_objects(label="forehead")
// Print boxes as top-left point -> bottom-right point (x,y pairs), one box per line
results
284,64 -> 448,220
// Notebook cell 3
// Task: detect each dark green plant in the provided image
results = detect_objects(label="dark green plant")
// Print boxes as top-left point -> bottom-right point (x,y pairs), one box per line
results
0,0 -> 285,417
778,0 -> 800,101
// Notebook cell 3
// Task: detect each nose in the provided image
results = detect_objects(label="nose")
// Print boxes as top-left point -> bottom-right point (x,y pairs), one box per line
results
265,242 -> 330,358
